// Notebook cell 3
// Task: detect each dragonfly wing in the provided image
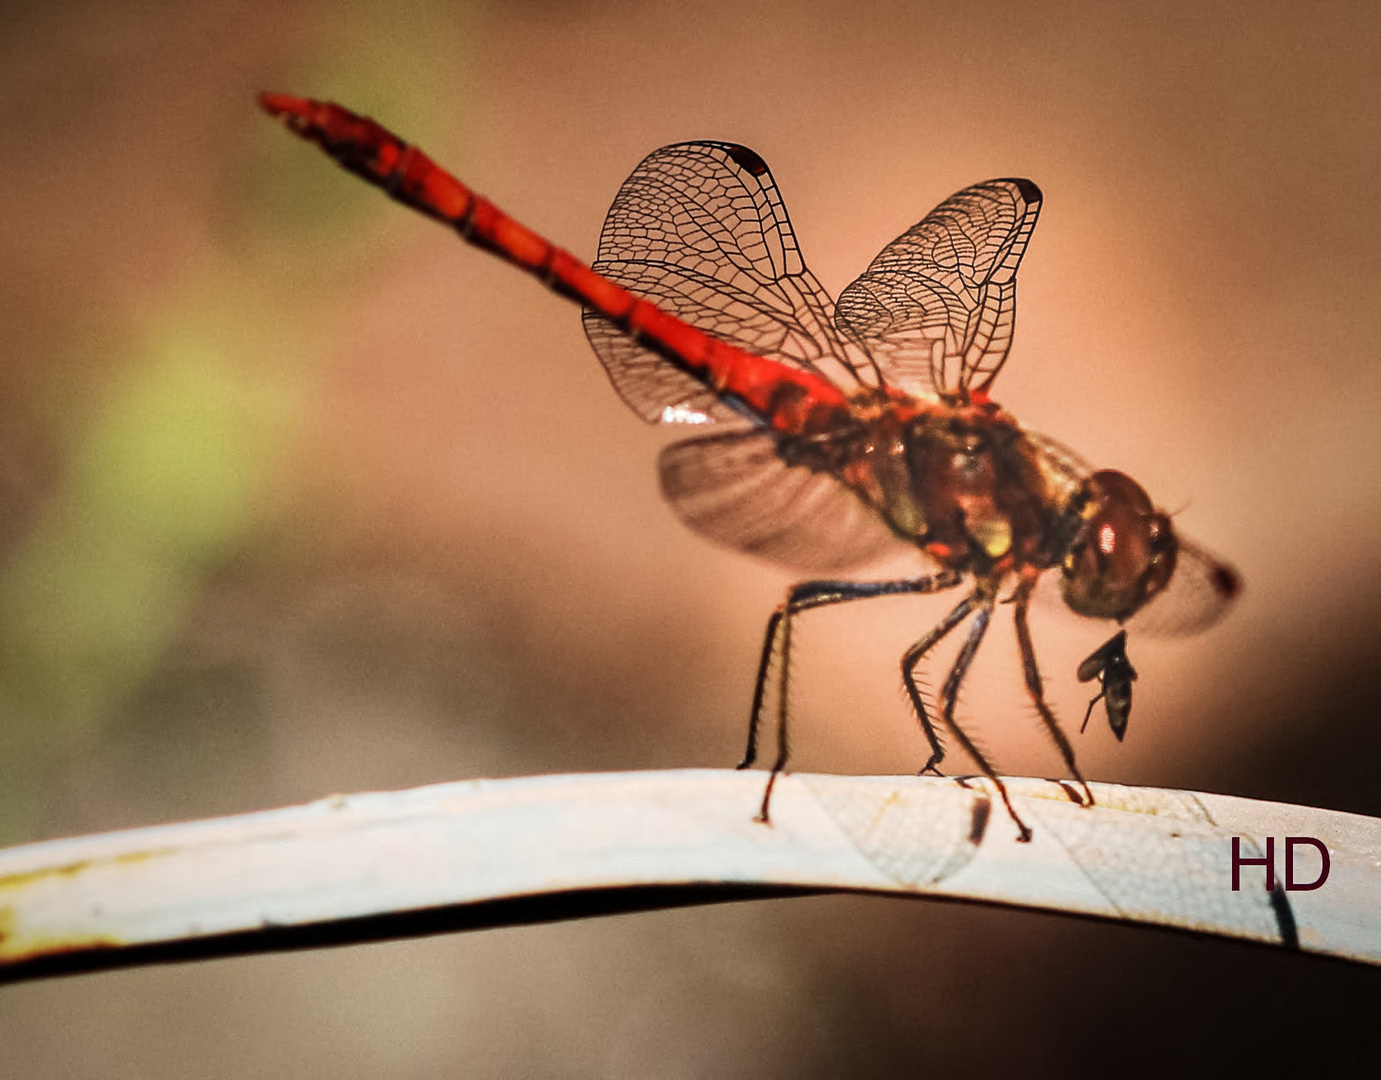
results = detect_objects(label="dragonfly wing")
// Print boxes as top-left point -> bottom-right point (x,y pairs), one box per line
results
584,141 -> 867,425
659,429 -> 921,573
1023,430 -> 1094,479
1023,429 -> 1094,508
835,178 -> 1041,397
1024,431 -> 1240,636
1125,538 -> 1242,637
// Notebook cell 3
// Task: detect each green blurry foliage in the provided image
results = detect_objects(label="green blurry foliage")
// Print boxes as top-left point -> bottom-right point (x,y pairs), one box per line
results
0,0 -> 481,838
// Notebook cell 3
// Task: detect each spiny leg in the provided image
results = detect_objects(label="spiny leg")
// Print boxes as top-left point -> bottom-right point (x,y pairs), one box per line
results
743,571 -> 962,823
1011,577 -> 1094,806
914,595 -> 1034,842
741,606 -> 784,772
742,572 -> 964,770
900,592 -> 982,775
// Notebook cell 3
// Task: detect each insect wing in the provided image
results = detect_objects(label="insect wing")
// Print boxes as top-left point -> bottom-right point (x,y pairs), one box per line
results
659,429 -> 920,573
1126,538 -> 1242,637
1023,431 -> 1240,637
583,141 -> 867,425
835,178 -> 1041,397
1077,630 -> 1128,683
1023,429 -> 1095,508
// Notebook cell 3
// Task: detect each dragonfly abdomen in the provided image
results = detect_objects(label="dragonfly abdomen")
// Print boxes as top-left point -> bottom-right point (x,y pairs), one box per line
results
260,93 -> 849,440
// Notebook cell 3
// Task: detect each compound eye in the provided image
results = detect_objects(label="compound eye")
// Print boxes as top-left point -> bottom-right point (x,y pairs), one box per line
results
1061,471 -> 1178,621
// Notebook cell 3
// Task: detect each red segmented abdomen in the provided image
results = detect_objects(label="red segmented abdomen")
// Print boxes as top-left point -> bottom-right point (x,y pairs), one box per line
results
259,93 -> 849,435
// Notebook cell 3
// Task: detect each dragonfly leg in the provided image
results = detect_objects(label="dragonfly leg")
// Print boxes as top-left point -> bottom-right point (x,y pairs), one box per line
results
1011,578 -> 1095,807
745,571 -> 962,824
900,591 -> 981,775
740,606 -> 783,771
927,597 -> 1034,842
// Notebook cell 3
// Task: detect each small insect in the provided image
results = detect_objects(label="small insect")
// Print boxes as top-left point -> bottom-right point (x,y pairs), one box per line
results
261,94 -> 1241,841
1078,630 -> 1138,741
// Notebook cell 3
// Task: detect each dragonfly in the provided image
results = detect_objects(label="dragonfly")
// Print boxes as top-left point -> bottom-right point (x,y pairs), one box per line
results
260,93 -> 1241,841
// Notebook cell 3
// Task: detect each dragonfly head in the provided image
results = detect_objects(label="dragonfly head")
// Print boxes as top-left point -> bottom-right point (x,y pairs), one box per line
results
1060,470 -> 1177,621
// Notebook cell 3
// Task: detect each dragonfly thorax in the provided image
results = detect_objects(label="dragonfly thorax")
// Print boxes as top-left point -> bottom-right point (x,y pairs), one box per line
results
829,402 -> 1062,576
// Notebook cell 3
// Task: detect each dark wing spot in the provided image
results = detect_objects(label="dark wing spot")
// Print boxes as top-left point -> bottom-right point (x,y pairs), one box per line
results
725,144 -> 769,176
1212,564 -> 1243,599
997,177 -> 1043,204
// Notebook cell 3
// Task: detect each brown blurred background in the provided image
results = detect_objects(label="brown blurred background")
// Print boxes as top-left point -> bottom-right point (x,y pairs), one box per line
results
2,0 -> 1378,1074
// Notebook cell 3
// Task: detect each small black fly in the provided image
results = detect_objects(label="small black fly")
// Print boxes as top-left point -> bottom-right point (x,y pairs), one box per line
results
1078,630 -> 1138,741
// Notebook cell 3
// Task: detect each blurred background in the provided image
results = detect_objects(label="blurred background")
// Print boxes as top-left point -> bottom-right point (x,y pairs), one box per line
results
2,0 -> 1378,1074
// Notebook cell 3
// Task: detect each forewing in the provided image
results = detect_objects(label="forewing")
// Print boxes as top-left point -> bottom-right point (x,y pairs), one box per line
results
583,141 -> 867,425
1126,539 -> 1242,637
659,429 -> 920,573
835,178 -> 1041,396
1023,432 -> 1240,636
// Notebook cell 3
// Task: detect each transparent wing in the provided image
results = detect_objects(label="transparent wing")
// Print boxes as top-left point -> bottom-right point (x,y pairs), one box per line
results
659,429 -> 921,573
1126,539 -> 1242,637
583,141 -> 871,425
1023,429 -> 1093,505
835,178 -> 1041,397
1023,431 -> 1240,636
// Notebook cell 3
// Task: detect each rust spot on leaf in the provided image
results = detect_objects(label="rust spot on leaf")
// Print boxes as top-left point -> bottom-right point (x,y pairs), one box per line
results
0,847 -> 173,894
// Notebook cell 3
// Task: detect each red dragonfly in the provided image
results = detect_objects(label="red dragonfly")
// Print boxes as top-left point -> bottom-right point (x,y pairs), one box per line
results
261,93 -> 1240,841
